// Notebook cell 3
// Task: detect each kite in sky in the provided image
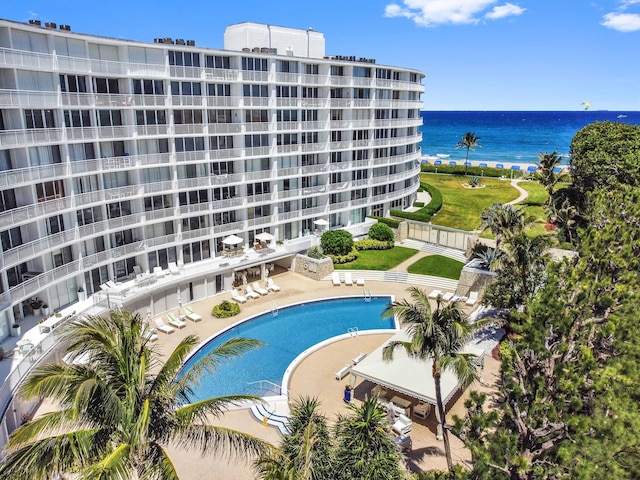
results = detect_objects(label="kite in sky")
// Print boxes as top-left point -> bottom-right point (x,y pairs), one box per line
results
581,102 -> 590,110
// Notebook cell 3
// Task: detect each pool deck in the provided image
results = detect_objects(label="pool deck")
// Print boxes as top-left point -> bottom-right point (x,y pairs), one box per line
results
151,271 -> 501,478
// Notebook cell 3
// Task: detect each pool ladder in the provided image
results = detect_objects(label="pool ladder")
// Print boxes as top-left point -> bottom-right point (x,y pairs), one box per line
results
348,327 -> 359,337
270,302 -> 279,317
363,288 -> 372,302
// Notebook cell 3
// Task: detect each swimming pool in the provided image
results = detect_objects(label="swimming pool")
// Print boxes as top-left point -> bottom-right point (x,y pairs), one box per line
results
180,296 -> 397,400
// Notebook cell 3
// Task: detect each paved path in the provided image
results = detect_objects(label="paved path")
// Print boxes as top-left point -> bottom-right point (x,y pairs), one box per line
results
506,179 -> 529,205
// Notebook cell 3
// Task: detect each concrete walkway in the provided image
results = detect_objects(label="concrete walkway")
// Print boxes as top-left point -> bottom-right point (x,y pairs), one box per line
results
506,179 -> 529,205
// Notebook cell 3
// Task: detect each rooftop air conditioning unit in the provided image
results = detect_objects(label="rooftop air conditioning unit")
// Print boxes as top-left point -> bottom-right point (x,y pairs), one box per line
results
28,20 -> 42,26
242,47 -> 250,52
59,24 -> 71,31
252,47 -> 260,52
45,22 -> 57,29
154,38 -> 163,43
164,38 -> 174,44
175,39 -> 185,45
186,40 -> 195,46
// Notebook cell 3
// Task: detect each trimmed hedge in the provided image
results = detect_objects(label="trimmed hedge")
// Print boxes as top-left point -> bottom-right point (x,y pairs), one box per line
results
327,246 -> 359,264
391,182 -> 443,223
420,163 -> 527,179
413,201 -> 425,207
212,300 -> 240,318
367,216 -> 401,229
355,239 -> 394,250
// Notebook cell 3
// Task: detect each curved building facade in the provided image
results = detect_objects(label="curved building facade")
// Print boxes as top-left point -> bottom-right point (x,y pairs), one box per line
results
0,19 -> 424,338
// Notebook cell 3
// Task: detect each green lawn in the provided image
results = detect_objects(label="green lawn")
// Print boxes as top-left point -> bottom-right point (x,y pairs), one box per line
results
406,255 -> 465,280
421,173 -> 521,231
516,181 -> 549,224
334,246 -> 419,270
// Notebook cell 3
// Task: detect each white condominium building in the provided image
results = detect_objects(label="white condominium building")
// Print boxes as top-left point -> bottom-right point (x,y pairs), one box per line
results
0,19 -> 424,337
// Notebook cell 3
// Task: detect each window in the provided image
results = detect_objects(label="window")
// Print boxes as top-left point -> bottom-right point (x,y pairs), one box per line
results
330,88 -> 344,99
97,110 -> 123,126
276,110 -> 298,122
410,72 -> 419,83
36,180 -> 65,201
174,109 -> 203,124
352,169 -> 368,181
136,110 -> 166,125
277,60 -> 298,73
245,134 -> 269,148
353,88 -> 370,99
331,131 -> 342,142
212,186 -> 236,200
330,109 -> 343,120
330,151 -> 342,163
211,161 -> 234,175
276,85 -> 298,98
148,246 -> 177,270
213,210 -> 236,225
209,110 -> 232,124
207,84 -> 230,96
107,200 -> 131,219
60,74 -> 87,93
302,87 -> 318,98
1,227 -> 22,251
132,79 -> 164,95
376,68 -> 391,79
245,110 -> 268,123
179,190 -> 208,205
277,133 -> 298,146
301,110 -> 317,121
353,66 -> 371,78
0,190 -> 17,212
375,109 -> 390,119
352,149 -> 369,160
331,65 -> 344,76
374,147 -> 389,158
353,130 -> 369,141
375,129 -> 389,139
94,78 -> 120,94
301,132 -> 318,144
171,81 -> 202,96
301,154 -> 318,166
63,110 -> 91,128
247,182 -> 270,195
74,175 -> 100,194
77,206 -> 103,226
182,240 -> 210,263
243,84 -> 269,97
210,136 -> 233,150
242,57 -> 268,71
144,195 -> 172,211
182,215 -> 209,231
169,50 -> 200,67
47,214 -> 65,234
305,64 -> 319,75
28,145 -> 62,165
175,137 -> 205,152
247,205 -> 271,219
25,109 -> 55,129
376,89 -> 391,99
206,55 -> 230,69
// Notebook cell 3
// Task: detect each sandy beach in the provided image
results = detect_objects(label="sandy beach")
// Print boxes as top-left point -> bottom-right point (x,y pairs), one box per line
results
421,156 -> 541,172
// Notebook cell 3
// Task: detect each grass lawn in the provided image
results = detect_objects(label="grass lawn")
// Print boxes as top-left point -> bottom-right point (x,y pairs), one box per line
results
421,173 -> 520,231
334,246 -> 419,271
406,255 -> 465,280
516,181 -> 549,224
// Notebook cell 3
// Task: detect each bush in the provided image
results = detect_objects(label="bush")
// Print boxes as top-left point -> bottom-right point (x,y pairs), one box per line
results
321,229 -> 354,256
355,239 -> 393,250
327,246 -> 359,264
367,216 -> 401,229
212,300 -> 240,318
391,182 -> 443,223
368,222 -> 395,243
306,245 -> 325,259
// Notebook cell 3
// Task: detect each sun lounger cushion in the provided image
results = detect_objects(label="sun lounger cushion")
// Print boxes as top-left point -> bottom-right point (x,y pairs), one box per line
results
167,313 -> 186,329
153,318 -> 175,334
466,291 -> 479,305
231,288 -> 247,303
356,278 -> 365,286
428,289 -> 442,299
266,278 -> 281,292
334,364 -> 352,380
343,272 -> 353,286
332,272 -> 341,286
442,292 -> 454,301
184,306 -> 202,322
252,281 -> 269,296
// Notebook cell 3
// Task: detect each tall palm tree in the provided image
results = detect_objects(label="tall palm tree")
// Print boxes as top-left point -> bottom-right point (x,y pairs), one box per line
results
382,288 -> 487,471
456,131 -> 482,176
0,309 -> 270,479
255,396 -> 333,480
479,203 -> 525,251
333,398 -> 404,480
534,151 -> 568,220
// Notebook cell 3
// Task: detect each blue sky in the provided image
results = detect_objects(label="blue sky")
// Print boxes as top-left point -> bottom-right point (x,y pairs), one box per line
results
3,0 -> 639,110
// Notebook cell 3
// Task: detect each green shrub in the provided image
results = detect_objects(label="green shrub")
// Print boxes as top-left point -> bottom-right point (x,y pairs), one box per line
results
212,300 -> 240,318
368,222 -> 395,243
468,176 -> 481,187
327,246 -> 359,264
391,182 -> 443,223
306,245 -> 325,259
321,229 -> 354,256
355,239 -> 393,250
367,216 -> 401,229
413,201 -> 425,207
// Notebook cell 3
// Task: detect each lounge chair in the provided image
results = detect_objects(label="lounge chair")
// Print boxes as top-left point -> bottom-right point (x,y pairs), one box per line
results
231,288 -> 248,304
133,265 -> 143,276
428,289 -> 442,299
352,352 -> 367,365
143,328 -> 159,342
391,414 -> 413,435
413,402 -> 431,420
343,272 -> 353,286
334,363 -> 352,380
167,312 -> 186,329
153,266 -> 166,279
168,262 -> 180,275
332,272 -> 341,286
153,318 -> 175,334
184,306 -> 202,322
252,281 -> 269,296
266,278 -> 281,292
442,292 -> 454,302
466,291 -> 479,306
372,384 -> 388,399
356,277 -> 365,286
245,285 -> 261,299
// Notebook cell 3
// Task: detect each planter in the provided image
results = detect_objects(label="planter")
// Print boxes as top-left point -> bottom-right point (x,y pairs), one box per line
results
42,306 -> 50,316
12,324 -> 21,337
32,308 -> 41,317
78,291 -> 86,302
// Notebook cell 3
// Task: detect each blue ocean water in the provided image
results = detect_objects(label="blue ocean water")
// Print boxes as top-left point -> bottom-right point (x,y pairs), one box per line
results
180,297 -> 395,400
420,111 -> 640,165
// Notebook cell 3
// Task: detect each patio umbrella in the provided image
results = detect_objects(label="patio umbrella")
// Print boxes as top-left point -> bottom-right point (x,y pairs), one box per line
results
313,219 -> 329,227
255,232 -> 274,242
222,234 -> 243,245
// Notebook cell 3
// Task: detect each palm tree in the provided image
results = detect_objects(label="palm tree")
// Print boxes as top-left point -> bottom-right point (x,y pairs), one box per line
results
534,151 -> 568,220
333,398 -> 404,480
479,203 -> 525,251
456,131 -> 482,176
0,309 -> 270,479
255,396 -> 333,480
382,288 -> 487,471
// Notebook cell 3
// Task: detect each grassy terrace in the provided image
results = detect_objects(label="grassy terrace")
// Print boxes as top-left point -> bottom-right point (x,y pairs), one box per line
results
333,246 -> 418,271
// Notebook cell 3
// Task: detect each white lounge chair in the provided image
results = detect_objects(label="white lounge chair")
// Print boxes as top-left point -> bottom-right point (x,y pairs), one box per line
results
133,265 -> 142,276
332,272 -> 341,286
392,414 -> 413,435
334,363 -> 352,380
168,262 -> 180,275
252,281 -> 269,296
352,352 -> 367,365
184,306 -> 202,322
167,312 -> 186,329
153,318 -> 175,334
428,289 -> 442,299
442,292 -> 454,302
343,272 -> 353,286
466,291 -> 479,306
153,266 -> 166,279
266,278 -> 281,292
231,288 -> 248,304
142,328 -> 159,342
356,277 -> 365,286
245,285 -> 261,299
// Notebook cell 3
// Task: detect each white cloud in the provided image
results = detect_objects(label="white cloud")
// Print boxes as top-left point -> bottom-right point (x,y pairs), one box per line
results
384,0 -> 526,27
601,12 -> 640,31
485,3 -> 526,20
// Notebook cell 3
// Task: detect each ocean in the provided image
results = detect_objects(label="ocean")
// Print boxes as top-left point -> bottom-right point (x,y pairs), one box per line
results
419,111 -> 640,165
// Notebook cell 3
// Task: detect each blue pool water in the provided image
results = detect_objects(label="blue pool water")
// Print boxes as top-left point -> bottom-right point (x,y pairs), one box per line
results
181,296 -> 396,400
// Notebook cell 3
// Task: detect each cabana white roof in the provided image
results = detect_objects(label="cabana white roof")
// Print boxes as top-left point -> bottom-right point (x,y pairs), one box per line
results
350,330 -> 485,407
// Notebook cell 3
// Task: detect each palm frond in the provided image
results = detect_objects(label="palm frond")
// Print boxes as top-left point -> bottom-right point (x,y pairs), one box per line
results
173,423 -> 272,459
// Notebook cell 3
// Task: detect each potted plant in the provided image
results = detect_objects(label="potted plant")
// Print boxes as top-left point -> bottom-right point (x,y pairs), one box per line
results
41,303 -> 50,316
77,286 -> 86,302
30,298 -> 43,316
12,323 -> 21,336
